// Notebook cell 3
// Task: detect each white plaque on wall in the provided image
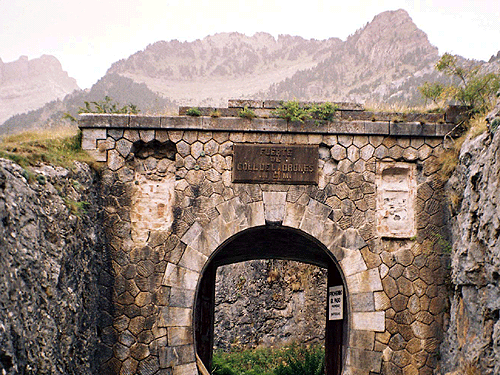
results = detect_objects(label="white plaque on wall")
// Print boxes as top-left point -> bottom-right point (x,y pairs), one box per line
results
328,285 -> 343,320
376,162 -> 417,238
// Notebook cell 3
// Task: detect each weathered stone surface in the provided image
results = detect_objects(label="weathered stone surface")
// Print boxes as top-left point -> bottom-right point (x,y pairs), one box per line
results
0,159 -> 107,375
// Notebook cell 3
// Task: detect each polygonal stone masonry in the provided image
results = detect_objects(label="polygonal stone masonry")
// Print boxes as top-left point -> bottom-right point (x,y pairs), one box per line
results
79,109 -> 454,375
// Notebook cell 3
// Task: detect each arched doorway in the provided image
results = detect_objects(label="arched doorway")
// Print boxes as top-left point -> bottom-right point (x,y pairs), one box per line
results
194,226 -> 347,375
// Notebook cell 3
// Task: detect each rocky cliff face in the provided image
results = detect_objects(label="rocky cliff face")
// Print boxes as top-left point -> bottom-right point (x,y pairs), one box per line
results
214,260 -> 327,350
440,108 -> 500,374
0,55 -> 79,125
0,159 -> 108,375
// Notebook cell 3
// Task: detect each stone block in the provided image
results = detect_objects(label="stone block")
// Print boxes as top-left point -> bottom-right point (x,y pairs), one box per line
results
346,268 -> 383,293
248,201 -> 265,227
116,138 -> 133,157
351,293 -> 375,312
435,123 -> 456,136
352,311 -> 385,332
299,199 -> 332,237
178,246 -> 208,272
347,348 -> 383,372
158,307 -> 192,327
283,201 -> 306,228
81,128 -> 107,150
263,191 -> 287,223
130,115 -> 160,128
374,291 -> 391,310
168,327 -> 193,346
162,263 -> 199,290
172,362 -> 198,375
108,149 -> 125,171
159,345 -> 195,369
341,249 -> 368,277
364,121 -> 390,134
160,116 -> 202,129
170,287 -> 195,308
228,99 -> 263,108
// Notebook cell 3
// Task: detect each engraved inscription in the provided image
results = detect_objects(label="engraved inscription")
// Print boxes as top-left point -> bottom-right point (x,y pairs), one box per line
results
233,144 -> 318,184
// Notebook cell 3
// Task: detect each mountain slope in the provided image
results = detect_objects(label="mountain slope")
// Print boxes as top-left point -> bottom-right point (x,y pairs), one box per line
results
0,55 -> 79,124
263,9 -> 442,104
107,32 -> 342,106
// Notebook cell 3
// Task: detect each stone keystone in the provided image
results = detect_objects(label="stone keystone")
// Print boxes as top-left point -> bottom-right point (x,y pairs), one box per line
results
263,192 -> 287,223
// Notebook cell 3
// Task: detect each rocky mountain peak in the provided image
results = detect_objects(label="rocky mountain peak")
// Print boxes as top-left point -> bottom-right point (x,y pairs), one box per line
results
0,55 -> 79,125
347,9 -> 437,67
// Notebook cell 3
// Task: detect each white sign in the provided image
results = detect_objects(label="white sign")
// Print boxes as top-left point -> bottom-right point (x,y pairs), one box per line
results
328,285 -> 343,320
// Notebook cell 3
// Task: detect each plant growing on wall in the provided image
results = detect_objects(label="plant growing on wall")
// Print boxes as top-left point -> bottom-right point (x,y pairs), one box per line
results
309,102 -> 338,121
272,101 -> 312,123
238,106 -> 257,119
273,101 -> 338,123
64,96 -> 140,122
186,107 -> 202,116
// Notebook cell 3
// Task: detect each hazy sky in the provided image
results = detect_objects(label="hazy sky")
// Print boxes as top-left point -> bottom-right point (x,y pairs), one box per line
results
1,0 -> 499,89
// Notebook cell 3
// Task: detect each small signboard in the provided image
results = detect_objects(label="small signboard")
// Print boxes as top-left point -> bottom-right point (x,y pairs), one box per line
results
328,285 -> 343,320
232,144 -> 318,185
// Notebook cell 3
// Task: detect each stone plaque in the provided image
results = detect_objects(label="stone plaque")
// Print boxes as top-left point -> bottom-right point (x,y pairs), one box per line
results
232,144 -> 318,184
376,162 -> 416,238
328,286 -> 343,320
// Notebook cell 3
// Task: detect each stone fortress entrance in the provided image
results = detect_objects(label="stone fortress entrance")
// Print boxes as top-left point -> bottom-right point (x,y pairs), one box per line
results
79,100 -> 462,375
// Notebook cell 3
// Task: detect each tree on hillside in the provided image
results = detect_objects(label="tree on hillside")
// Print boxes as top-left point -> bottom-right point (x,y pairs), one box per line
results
419,53 -> 500,115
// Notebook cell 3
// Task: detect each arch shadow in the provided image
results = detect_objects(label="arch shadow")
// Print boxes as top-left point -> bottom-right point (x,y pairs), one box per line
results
194,225 -> 347,375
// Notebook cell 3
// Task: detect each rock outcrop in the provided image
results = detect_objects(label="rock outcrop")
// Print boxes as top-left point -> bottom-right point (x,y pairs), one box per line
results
0,55 -> 79,125
440,118 -> 500,373
0,159 -> 107,375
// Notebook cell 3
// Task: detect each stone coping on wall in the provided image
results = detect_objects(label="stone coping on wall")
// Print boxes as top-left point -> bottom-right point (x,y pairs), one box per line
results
79,115 -> 457,138
79,100 -> 467,137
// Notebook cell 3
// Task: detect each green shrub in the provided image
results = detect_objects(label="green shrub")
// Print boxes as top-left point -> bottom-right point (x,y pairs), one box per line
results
186,107 -> 202,116
238,106 -> 257,119
273,101 -> 338,123
272,101 -> 311,123
309,102 -> 338,121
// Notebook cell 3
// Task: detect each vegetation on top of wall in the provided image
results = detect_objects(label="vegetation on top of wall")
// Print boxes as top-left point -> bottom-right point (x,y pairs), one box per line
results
0,128 -> 93,168
212,344 -> 325,375
238,106 -> 257,119
272,101 -> 338,123
64,96 -> 140,122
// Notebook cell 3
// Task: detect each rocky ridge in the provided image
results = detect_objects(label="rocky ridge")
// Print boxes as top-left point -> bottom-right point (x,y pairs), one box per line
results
0,55 -> 79,125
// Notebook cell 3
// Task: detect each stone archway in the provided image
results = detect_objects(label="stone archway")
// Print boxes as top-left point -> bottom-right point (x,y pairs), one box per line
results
194,226 -> 346,374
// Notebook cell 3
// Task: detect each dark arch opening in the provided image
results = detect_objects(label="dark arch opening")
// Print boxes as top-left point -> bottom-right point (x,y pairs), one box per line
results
194,225 -> 347,375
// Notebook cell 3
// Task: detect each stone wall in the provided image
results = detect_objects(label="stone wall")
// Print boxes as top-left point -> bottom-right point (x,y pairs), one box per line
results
0,159 -> 108,374
79,105 -> 454,374
440,126 -> 500,374
214,260 -> 327,351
